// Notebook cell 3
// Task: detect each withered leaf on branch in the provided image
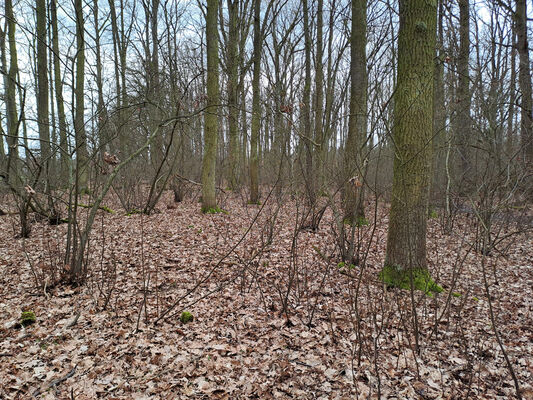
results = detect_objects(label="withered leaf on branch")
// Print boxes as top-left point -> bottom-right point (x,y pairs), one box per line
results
104,152 -> 120,166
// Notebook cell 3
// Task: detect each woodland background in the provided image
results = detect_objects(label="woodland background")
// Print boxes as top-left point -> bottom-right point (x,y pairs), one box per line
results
0,0 -> 532,398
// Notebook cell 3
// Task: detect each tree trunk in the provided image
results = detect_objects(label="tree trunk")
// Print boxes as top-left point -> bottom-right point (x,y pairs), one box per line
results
315,0 -> 325,191
227,0 -> 240,189
302,0 -> 314,206
51,0 -> 69,183
36,0 -> 51,190
383,0 -> 439,293
343,0 -> 368,224
249,0 -> 261,204
74,0 -> 89,189
201,0 -> 219,211
455,0 -> 472,190
432,0 -> 446,201
515,0 -> 533,161
4,0 -> 19,186
93,0 -> 109,155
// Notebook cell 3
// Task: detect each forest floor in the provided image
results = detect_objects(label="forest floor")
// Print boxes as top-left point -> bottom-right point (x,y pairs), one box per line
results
0,189 -> 532,399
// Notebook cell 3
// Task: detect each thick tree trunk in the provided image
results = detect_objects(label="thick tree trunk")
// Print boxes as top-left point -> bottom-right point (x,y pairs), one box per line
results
201,0 -> 219,211
383,0 -> 438,292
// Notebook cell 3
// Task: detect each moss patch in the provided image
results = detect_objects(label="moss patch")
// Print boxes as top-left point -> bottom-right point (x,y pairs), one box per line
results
379,265 -> 443,296
201,206 -> 228,214
180,311 -> 194,324
343,216 -> 369,227
78,203 -> 115,214
20,311 -> 36,327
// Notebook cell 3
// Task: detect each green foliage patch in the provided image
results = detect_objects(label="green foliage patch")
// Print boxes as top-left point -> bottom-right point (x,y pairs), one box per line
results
201,206 -> 228,214
180,311 -> 194,324
20,311 -> 36,327
379,265 -> 443,296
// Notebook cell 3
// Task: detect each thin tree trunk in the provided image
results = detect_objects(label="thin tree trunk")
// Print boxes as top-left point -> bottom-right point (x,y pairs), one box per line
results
249,0 -> 261,204
201,0 -> 220,211
515,0 -> 533,161
74,0 -> 89,189
51,0 -> 69,183
343,0 -> 368,224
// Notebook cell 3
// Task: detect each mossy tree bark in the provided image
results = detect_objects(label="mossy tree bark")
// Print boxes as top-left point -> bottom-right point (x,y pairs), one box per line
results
249,0 -> 260,204
343,0 -> 368,224
384,0 -> 436,277
201,0 -> 219,211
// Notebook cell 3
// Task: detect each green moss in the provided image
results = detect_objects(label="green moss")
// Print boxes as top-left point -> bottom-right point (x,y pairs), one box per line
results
20,311 -> 36,327
355,217 -> 369,227
379,265 -> 443,296
337,262 -> 356,270
78,203 -> 115,214
201,206 -> 228,214
429,209 -> 438,219
343,216 -> 369,227
452,292 -> 461,297
126,208 -> 142,216
180,311 -> 194,324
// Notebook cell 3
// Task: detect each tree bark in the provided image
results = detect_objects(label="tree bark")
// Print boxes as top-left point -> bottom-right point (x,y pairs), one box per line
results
343,0 -> 368,224
4,0 -> 19,186
455,0 -> 472,189
74,0 -> 89,189
201,0 -> 220,211
384,0 -> 436,275
249,0 -> 261,204
36,0 -> 51,187
51,0 -> 69,183
515,0 -> 533,161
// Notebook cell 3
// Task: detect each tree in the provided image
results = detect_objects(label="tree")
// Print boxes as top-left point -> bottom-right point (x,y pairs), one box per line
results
455,0 -> 471,190
515,0 -> 533,162
50,0 -> 69,182
381,0 -> 440,294
36,0 -> 51,189
225,0 -> 241,189
201,0 -> 219,211
249,0 -> 261,204
74,0 -> 89,189
4,0 -> 19,187
343,0 -> 368,224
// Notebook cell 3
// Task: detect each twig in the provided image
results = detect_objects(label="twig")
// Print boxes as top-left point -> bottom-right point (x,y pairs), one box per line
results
33,365 -> 77,397
66,312 -> 81,328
